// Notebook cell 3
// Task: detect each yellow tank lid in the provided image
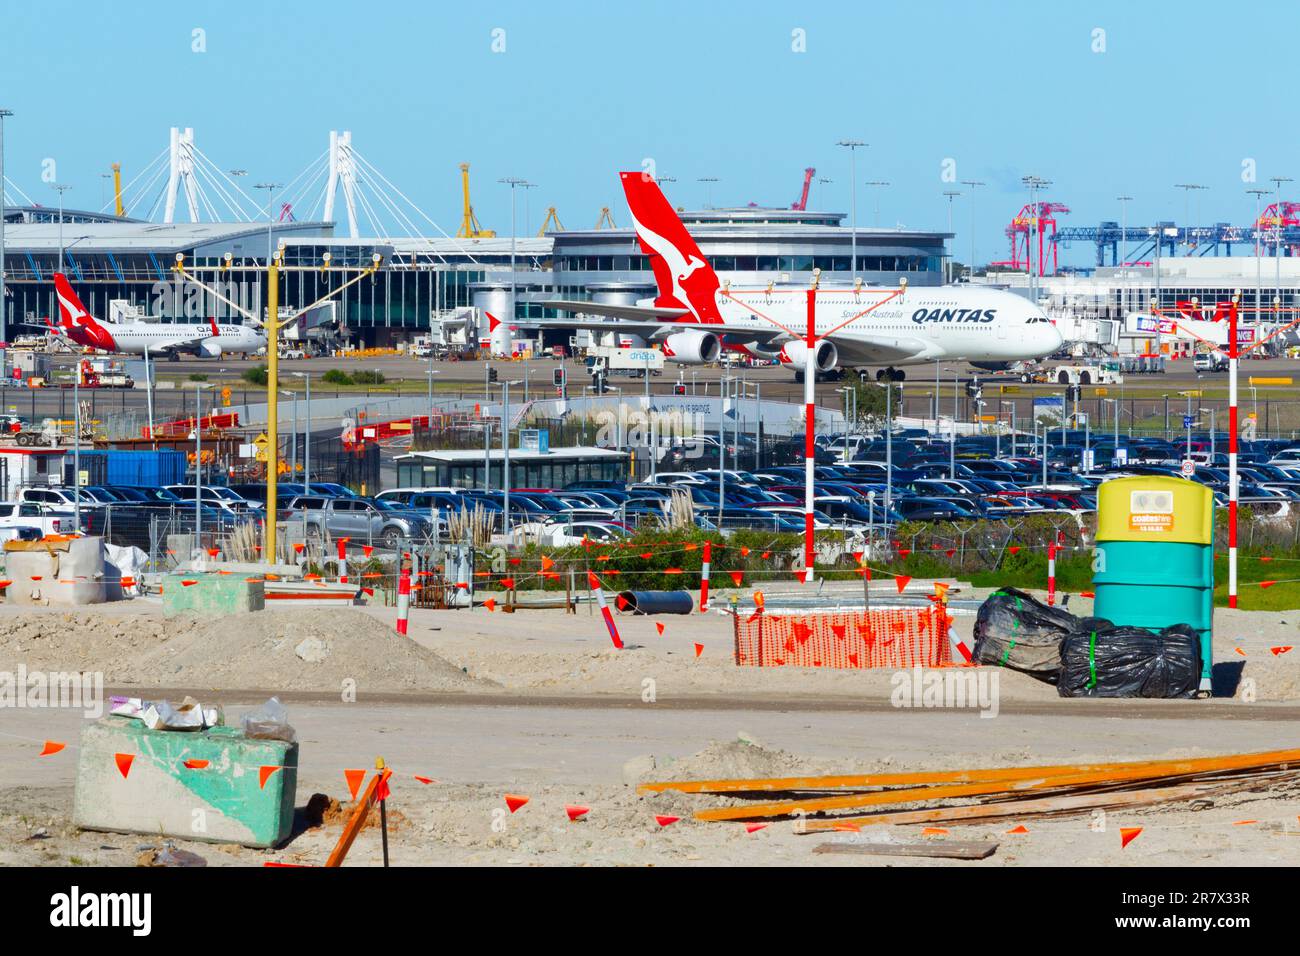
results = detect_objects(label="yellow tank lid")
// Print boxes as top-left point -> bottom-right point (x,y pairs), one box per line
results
1095,475 -> 1214,545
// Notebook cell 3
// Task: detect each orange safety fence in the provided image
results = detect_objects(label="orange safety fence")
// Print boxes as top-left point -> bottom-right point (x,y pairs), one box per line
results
733,606 -> 950,670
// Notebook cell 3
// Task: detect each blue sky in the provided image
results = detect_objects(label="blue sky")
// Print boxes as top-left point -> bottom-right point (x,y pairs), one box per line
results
2,0 -> 1297,266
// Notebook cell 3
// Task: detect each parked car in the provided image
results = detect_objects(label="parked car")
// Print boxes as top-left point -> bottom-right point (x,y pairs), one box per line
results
278,495 -> 438,549
0,500 -> 78,536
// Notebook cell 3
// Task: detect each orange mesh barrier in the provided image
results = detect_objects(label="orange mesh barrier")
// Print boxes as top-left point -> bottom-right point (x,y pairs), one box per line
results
733,606 -> 950,669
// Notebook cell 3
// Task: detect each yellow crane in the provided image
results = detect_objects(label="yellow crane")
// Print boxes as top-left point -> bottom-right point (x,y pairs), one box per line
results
537,206 -> 564,236
595,207 -> 617,230
111,162 -> 124,217
456,163 -> 495,238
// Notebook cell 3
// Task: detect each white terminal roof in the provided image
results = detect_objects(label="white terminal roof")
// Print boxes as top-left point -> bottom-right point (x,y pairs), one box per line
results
2,220 -> 334,254
281,236 -> 555,257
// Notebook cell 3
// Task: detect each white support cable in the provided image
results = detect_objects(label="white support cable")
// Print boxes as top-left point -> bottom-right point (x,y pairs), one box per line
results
133,161 -> 174,221
188,150 -> 254,222
290,159 -> 331,221
3,176 -> 35,207
351,184 -> 387,241
353,163 -> 425,241
99,147 -> 168,214
351,150 -> 477,264
276,149 -> 328,205
350,158 -> 453,268
189,144 -> 260,216
119,152 -> 170,213
280,154 -> 330,220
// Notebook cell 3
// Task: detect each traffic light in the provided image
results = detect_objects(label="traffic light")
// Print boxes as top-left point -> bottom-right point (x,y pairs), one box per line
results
673,383 -> 686,396
594,371 -> 609,394
965,378 -> 982,400
1066,384 -> 1082,403
488,367 -> 498,383
552,368 -> 566,387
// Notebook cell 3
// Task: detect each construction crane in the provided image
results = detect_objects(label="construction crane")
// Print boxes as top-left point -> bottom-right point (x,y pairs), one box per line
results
595,207 -> 617,230
791,167 -> 815,210
111,162 -> 124,217
456,163 -> 495,238
537,206 -> 564,236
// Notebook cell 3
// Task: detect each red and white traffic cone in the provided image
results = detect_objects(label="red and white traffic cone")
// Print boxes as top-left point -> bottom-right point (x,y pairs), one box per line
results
587,571 -> 624,649
1047,543 -> 1058,606
337,539 -> 349,585
947,613 -> 973,664
396,566 -> 411,637
699,541 -> 711,612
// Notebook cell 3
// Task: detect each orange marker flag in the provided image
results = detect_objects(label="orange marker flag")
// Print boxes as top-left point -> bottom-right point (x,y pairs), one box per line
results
541,555 -> 555,572
847,653 -> 859,666
293,543 -> 306,554
344,769 -> 366,801
934,582 -> 950,600
663,567 -> 683,575
1007,546 -> 1020,554
259,766 -> 283,789
945,549 -> 956,558
1260,580 -> 1277,589
740,546 -> 750,557
1006,825 -> 1029,834
753,590 -> 765,610
1120,827 -> 1143,848
1235,647 -> 1247,657
505,794 -> 529,813
183,759 -> 209,770
181,579 -> 198,587
1271,646 -> 1293,656
684,543 -> 698,552
655,622 -> 665,635
565,805 -> 590,822
114,753 -> 134,778
1259,556 -> 1274,562
39,741 -> 65,757
898,548 -> 912,557
745,823 -> 768,834
414,776 -> 435,785
207,548 -> 220,558
484,598 -> 496,612
921,827 -> 948,836
0,580 -> 11,588
499,577 -> 515,589
655,815 -> 680,827
693,643 -> 704,657
831,623 -> 846,639
1079,590 -> 1095,598
761,551 -> 771,559
895,575 -> 912,594
729,570 -> 744,587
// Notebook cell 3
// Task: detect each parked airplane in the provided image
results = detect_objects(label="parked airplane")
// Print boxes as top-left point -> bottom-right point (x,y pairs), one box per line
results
48,273 -> 266,359
542,173 -> 1063,381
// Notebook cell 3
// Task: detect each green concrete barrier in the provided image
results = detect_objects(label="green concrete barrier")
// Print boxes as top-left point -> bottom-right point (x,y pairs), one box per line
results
73,716 -> 298,847
162,572 -> 265,617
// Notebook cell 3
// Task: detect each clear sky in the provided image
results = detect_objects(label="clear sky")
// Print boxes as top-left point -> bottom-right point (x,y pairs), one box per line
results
2,0 -> 1297,267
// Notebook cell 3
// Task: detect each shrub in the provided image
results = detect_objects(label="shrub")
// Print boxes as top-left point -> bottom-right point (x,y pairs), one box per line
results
322,369 -> 352,386
241,365 -> 269,386
351,369 -> 386,385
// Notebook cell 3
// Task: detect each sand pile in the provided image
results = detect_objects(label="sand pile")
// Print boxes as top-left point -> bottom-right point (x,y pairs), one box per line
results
0,608 -> 493,694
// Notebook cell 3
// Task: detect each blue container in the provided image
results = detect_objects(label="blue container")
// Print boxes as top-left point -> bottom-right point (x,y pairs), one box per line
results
616,590 -> 695,615
105,450 -> 187,487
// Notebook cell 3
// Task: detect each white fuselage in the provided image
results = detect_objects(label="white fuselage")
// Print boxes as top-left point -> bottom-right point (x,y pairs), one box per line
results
97,322 -> 266,357
648,284 -> 1063,366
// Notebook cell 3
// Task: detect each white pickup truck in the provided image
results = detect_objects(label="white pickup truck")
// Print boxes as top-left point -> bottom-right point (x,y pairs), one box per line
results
0,501 -> 79,536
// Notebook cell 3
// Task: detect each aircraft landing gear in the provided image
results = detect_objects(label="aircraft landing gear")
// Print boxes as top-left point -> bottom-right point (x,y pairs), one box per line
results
874,367 -> 905,383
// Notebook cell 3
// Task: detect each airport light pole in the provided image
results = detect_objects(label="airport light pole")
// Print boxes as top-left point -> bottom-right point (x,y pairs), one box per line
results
0,108 -> 11,351
1272,177 -> 1292,318
502,379 -> 522,537
290,372 -> 312,490
1022,176 -> 1051,304
865,180 -> 889,228
1174,184 -> 1206,251
191,382 -> 211,555
697,176 -> 718,209
254,182 -> 282,265
1249,188 -> 1270,325
1116,195 -> 1133,268
499,177 -> 528,333
943,190 -> 962,283
51,183 -> 71,273
960,180 -> 984,279
836,140 -> 866,275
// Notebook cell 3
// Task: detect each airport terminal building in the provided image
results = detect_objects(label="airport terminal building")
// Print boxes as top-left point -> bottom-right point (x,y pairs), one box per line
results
0,204 -> 950,347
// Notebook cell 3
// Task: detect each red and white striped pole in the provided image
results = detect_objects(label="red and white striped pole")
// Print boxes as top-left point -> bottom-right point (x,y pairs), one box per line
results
803,285 -> 817,584
1228,296 -> 1240,610
396,565 -> 411,636
1046,543 -> 1058,606
586,571 -> 624,649
699,540 -> 711,612
337,538 -> 349,585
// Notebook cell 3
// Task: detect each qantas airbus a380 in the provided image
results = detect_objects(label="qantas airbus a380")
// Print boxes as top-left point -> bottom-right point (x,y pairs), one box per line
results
48,273 -> 266,359
544,172 -> 1063,381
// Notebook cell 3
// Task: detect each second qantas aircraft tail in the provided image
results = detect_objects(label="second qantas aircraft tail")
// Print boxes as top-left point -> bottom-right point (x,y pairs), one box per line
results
53,273 -> 93,329
619,171 -> 723,324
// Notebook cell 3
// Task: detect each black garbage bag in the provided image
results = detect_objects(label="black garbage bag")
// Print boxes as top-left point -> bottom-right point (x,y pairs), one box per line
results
1058,621 -> 1202,699
971,587 -> 1079,682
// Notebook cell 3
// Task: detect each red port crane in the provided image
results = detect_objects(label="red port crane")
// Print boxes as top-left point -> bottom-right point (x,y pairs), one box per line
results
993,201 -> 1070,275
791,167 -> 815,211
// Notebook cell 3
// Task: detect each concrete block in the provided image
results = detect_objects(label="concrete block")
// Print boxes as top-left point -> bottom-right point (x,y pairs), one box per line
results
162,572 -> 265,617
73,716 -> 298,847
4,536 -> 106,606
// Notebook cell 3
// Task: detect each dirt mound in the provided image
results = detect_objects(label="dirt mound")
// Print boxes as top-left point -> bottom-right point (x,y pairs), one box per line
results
0,608 -> 492,694
629,736 -> 831,787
